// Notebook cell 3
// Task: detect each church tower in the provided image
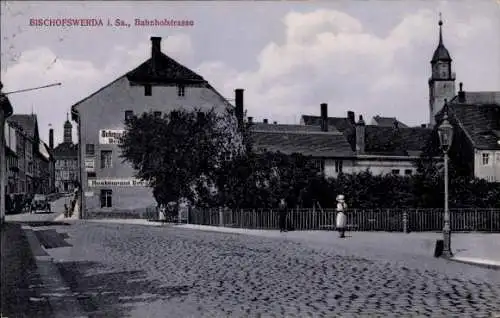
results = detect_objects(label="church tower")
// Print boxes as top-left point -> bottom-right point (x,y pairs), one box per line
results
63,112 -> 73,143
428,14 -> 456,127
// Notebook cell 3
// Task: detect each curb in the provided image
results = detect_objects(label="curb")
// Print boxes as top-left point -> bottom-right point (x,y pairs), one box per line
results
21,225 -> 87,318
447,257 -> 500,271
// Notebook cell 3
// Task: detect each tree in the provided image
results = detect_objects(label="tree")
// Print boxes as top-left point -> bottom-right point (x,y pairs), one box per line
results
120,107 -> 243,207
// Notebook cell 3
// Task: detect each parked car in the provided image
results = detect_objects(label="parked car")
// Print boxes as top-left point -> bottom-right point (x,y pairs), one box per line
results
31,194 -> 51,213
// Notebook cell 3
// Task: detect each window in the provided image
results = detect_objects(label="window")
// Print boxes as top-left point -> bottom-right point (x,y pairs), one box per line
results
125,110 -> 134,121
85,144 -> 95,156
486,176 -> 495,182
335,160 -> 343,173
392,169 -> 400,175
177,85 -> 185,97
100,189 -> 112,208
87,172 -> 96,178
144,84 -> 152,96
100,150 -> 113,169
404,169 -> 413,176
154,111 -> 162,118
482,153 -> 490,165
496,152 -> 500,164
311,159 -> 325,174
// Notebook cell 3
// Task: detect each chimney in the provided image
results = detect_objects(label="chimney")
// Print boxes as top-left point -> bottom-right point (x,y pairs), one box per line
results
49,129 -> 54,149
248,116 -> 253,124
263,119 -> 268,124
458,82 -> 465,103
320,103 -> 328,132
355,115 -> 366,154
235,89 -> 244,129
347,111 -> 355,125
393,120 -> 399,129
150,37 -> 162,73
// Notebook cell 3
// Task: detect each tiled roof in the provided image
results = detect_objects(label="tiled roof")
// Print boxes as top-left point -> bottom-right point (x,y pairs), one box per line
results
6,114 -> 38,139
251,123 -> 339,133
301,115 -> 353,131
363,126 -> 433,156
251,130 -> 354,158
371,116 -> 408,128
53,142 -> 78,158
126,52 -> 206,84
443,103 -> 500,150
451,92 -> 500,105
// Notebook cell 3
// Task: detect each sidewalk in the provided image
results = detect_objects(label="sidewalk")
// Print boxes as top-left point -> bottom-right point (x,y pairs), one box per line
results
0,222 -> 53,317
174,224 -> 500,270
1,195 -> 86,318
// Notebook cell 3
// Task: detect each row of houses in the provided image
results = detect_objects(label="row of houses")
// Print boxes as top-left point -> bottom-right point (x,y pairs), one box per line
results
4,114 -> 55,197
68,18 -> 499,216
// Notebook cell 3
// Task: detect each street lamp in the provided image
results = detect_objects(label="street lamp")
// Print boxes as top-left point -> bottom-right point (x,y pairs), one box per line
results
437,100 -> 454,258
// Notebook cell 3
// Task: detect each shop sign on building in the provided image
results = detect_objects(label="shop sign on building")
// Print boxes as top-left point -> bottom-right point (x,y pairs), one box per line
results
99,129 -> 125,144
88,178 -> 148,187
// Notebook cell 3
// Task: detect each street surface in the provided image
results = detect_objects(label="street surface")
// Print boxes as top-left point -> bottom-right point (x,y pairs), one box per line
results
31,221 -> 500,317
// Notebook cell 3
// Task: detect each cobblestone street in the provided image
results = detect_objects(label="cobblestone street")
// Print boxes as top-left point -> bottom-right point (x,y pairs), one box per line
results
33,222 -> 500,317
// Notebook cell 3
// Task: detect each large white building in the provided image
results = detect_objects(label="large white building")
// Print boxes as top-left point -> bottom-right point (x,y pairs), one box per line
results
71,37 -> 237,216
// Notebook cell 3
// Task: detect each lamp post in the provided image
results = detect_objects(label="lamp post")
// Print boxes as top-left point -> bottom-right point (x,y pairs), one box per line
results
437,100 -> 454,258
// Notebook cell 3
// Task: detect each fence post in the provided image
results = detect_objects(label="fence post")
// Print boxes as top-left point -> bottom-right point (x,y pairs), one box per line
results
219,207 -> 223,227
403,209 -> 408,234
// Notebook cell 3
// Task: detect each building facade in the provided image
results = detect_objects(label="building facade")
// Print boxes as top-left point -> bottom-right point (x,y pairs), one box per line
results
5,114 -> 55,196
436,88 -> 500,182
71,36 -> 234,216
53,116 -> 78,193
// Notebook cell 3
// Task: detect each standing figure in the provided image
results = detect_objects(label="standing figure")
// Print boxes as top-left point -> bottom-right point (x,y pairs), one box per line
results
278,198 -> 288,232
336,194 -> 348,238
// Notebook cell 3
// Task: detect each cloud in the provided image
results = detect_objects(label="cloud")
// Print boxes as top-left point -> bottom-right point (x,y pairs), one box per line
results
196,7 -> 498,125
1,34 -> 194,145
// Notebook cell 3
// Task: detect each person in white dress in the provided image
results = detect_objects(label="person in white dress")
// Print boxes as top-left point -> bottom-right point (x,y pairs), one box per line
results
336,194 -> 348,238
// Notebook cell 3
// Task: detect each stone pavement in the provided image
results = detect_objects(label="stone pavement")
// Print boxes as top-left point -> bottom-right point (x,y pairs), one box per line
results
175,224 -> 500,270
16,220 -> 500,317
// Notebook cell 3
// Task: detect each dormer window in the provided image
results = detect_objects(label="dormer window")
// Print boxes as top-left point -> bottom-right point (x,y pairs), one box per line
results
177,85 -> 185,97
145,84 -> 152,96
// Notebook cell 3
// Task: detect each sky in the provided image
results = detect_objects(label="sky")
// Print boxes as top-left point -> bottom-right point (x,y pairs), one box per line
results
1,0 -> 499,146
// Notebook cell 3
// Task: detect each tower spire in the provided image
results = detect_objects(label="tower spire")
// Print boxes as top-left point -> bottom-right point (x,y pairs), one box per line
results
438,12 -> 443,45
66,112 -> 69,121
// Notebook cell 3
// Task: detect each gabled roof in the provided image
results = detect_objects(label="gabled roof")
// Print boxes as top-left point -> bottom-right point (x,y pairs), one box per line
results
71,43 -> 231,121
441,103 -> 500,150
251,129 -> 354,158
53,142 -> 78,158
126,52 -> 206,84
371,116 -> 408,128
451,91 -> 500,105
6,114 -> 38,140
363,126 -> 433,156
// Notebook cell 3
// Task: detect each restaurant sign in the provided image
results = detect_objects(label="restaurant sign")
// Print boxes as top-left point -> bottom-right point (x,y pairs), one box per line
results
99,129 -> 125,144
88,178 -> 148,187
